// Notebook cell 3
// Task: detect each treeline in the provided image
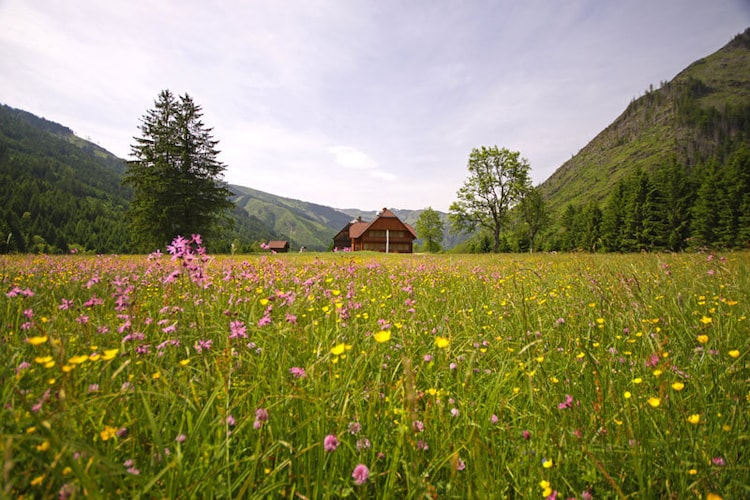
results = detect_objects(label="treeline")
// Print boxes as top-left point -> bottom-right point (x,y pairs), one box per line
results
532,147 -> 749,252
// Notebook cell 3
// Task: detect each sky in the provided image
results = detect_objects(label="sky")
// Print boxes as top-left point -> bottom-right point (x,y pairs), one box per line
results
1,1 -> 748,212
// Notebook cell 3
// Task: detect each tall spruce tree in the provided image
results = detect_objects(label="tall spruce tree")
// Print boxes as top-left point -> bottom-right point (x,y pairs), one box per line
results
124,90 -> 233,251
519,186 -> 549,253
691,160 -> 721,248
654,159 -> 694,251
601,180 -> 626,251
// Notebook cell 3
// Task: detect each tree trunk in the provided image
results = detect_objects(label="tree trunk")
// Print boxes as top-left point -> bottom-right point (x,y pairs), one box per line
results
493,226 -> 501,253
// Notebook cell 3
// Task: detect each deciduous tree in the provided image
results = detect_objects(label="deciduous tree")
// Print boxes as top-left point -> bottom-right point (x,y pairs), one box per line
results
415,207 -> 444,252
449,146 -> 531,253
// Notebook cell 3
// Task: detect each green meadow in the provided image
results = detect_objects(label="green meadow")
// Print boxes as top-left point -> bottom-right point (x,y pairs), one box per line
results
1,244 -> 748,499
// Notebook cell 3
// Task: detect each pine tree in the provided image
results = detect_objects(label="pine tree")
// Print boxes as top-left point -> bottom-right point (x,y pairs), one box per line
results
690,160 -> 721,248
654,159 -> 694,251
717,146 -> 750,247
641,173 -> 669,249
558,204 -> 579,251
519,187 -> 549,253
579,202 -> 603,252
601,180 -> 626,252
124,90 -> 233,251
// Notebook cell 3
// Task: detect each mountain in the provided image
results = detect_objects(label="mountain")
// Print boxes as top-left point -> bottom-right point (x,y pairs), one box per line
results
230,185 -> 354,251
539,28 -> 750,216
0,104 -> 132,253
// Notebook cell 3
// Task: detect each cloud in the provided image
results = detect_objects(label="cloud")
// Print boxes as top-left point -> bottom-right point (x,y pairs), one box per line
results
327,146 -> 378,170
369,170 -> 397,181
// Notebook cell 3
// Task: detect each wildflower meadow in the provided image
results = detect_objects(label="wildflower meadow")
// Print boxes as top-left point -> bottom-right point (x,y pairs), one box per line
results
2,238 -> 748,498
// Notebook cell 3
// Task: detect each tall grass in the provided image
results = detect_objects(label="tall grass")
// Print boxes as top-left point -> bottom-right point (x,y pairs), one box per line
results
1,246 -> 748,498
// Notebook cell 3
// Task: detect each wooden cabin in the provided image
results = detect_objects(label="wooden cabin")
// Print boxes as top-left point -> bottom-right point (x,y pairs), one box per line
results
333,208 -> 417,253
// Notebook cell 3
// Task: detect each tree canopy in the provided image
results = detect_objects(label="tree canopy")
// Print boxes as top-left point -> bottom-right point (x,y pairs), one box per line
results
449,146 -> 531,252
415,207 -> 444,253
123,90 -> 234,252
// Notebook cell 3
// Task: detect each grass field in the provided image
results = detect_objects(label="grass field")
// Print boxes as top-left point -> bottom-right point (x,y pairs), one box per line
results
1,240 -> 748,498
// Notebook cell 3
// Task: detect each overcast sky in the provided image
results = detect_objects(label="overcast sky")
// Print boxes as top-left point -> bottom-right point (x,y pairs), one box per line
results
1,1 -> 748,211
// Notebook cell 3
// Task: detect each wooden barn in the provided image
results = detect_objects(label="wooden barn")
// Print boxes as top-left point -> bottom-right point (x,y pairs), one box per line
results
333,208 -> 417,253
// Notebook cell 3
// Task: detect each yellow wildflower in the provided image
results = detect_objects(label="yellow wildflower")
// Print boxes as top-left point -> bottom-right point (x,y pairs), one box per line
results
647,397 -> 661,408
330,343 -> 351,356
728,350 -> 739,358
26,335 -> 48,346
373,330 -> 391,343
687,414 -> 701,425
671,382 -> 685,391
435,336 -> 450,348
699,316 -> 712,325
697,335 -> 709,344
101,348 -> 119,360
30,475 -> 45,486
68,355 -> 89,365
100,425 -> 118,441
540,480 -> 552,497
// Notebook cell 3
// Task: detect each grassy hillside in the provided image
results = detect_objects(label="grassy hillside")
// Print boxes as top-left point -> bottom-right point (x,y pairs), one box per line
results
539,28 -> 750,216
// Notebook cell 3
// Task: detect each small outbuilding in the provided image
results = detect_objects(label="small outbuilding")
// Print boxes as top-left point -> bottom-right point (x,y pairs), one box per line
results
267,240 -> 290,253
333,208 -> 417,253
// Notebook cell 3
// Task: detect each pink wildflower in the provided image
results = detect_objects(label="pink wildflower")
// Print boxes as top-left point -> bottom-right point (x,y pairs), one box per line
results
229,320 -> 247,339
323,434 -> 339,452
352,464 -> 369,485
557,394 -> 574,410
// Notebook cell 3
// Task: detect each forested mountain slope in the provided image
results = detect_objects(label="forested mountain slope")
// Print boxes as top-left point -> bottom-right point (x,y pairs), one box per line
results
0,104 -> 132,253
541,28 -> 750,213
536,28 -> 750,251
